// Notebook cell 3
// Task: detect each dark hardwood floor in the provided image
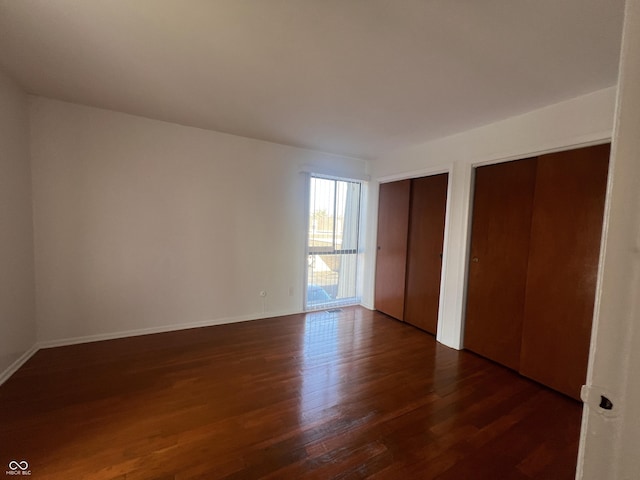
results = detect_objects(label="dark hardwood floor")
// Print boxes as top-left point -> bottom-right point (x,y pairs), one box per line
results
0,307 -> 582,479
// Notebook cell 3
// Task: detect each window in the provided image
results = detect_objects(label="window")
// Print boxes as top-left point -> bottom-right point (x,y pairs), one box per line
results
306,175 -> 361,310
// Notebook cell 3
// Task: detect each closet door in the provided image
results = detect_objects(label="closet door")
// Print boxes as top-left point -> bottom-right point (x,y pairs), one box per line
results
404,174 -> 449,334
520,144 -> 609,399
464,158 -> 537,370
374,180 -> 411,320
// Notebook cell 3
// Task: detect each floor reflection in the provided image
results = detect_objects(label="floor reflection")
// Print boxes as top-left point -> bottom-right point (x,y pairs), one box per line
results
298,309 -> 357,428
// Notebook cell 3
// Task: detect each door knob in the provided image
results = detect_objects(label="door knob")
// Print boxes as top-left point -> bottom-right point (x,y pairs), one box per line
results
472,257 -> 479,263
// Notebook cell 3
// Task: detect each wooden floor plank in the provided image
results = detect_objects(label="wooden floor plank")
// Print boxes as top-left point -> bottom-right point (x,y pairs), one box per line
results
0,307 -> 582,478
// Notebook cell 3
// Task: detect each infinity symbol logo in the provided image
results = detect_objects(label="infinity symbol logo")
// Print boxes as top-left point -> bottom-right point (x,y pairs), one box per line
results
8,461 -> 28,471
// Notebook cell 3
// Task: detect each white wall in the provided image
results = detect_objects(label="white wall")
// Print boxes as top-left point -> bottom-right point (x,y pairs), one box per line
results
364,86 -> 617,349
578,0 -> 640,477
29,98 -> 367,345
0,70 -> 37,380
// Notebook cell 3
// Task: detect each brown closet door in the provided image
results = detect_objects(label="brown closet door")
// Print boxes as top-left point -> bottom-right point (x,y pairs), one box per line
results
520,144 -> 609,399
404,174 -> 449,334
464,158 -> 537,370
375,180 -> 411,320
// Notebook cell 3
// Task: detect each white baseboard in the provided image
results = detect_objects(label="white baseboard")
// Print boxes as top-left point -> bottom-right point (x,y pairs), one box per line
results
360,302 -> 375,310
4,306 -> 365,384
0,344 -> 39,386
37,308 -> 303,349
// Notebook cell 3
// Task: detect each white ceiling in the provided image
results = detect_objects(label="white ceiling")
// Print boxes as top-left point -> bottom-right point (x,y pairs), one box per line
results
0,0 -> 625,159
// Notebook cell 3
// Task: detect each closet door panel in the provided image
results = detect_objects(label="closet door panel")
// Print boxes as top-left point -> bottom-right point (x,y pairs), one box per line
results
374,180 -> 411,320
464,158 -> 537,370
520,144 -> 610,399
404,174 -> 449,334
